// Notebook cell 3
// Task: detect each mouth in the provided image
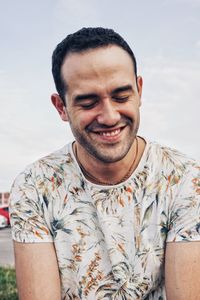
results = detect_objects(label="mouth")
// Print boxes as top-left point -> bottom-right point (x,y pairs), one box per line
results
90,126 -> 126,142
99,128 -> 121,137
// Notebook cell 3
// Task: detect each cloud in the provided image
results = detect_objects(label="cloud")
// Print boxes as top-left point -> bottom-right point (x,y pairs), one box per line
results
0,115 -> 74,191
196,40 -> 200,48
1,0 -> 199,191
168,0 -> 200,4
0,69 -> 74,190
1,55 -> 199,191
58,0 -> 95,15
53,0 -> 99,33
139,56 -> 199,159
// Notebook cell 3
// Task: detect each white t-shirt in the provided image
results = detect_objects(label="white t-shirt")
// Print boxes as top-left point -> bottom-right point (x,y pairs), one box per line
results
10,139 -> 200,299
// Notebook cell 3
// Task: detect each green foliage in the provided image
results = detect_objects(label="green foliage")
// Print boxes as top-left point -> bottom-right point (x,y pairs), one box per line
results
0,267 -> 18,300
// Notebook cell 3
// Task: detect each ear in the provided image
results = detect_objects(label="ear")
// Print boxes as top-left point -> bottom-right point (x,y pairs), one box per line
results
51,93 -> 68,122
136,76 -> 143,106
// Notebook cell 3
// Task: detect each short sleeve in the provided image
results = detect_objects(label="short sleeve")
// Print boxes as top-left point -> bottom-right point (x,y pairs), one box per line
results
167,163 -> 200,242
9,167 -> 53,243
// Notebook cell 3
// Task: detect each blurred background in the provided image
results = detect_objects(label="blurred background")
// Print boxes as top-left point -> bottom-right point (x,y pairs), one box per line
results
1,0 -> 199,192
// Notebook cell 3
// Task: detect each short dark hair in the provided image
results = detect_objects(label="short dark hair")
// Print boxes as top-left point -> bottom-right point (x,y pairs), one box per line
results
52,27 -> 137,103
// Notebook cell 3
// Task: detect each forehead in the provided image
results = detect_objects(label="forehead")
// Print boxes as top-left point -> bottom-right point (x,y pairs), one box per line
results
61,45 -> 136,94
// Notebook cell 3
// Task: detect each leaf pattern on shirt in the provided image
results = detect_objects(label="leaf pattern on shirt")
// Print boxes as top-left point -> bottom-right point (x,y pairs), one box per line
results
9,140 -> 200,299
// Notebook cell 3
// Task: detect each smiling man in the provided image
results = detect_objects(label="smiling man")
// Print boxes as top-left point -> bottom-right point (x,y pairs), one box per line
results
10,27 -> 200,299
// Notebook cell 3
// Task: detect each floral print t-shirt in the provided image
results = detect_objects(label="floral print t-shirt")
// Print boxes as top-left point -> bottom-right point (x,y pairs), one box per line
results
9,139 -> 200,299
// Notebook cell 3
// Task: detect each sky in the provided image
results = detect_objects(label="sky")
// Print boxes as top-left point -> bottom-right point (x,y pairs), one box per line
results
0,0 -> 200,191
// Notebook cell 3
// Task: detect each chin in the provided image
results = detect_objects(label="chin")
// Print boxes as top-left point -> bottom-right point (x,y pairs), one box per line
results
89,144 -> 133,163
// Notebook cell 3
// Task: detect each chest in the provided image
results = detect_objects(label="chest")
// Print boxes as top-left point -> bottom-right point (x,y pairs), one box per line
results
50,186 -> 168,299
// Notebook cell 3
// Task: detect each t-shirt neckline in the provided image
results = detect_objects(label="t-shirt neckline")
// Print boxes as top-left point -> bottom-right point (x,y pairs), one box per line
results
69,136 -> 150,189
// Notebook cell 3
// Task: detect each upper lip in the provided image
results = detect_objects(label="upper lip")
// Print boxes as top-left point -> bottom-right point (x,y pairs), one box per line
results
91,125 -> 126,133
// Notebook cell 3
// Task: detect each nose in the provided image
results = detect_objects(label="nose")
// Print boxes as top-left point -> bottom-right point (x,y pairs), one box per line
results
96,99 -> 121,126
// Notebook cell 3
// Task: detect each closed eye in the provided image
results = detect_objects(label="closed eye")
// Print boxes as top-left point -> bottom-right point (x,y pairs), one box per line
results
80,101 -> 98,109
74,93 -> 99,109
111,84 -> 133,102
113,95 -> 129,102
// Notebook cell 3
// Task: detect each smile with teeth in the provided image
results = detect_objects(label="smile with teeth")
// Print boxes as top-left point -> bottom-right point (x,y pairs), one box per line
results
99,128 -> 121,136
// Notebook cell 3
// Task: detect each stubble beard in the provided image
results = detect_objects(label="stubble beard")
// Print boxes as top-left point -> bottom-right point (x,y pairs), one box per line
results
69,118 -> 140,164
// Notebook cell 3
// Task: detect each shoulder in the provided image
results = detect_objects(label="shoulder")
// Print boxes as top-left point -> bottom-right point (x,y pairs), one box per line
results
140,138 -> 199,192
10,142 -> 77,193
35,142 -> 74,172
147,139 -> 199,171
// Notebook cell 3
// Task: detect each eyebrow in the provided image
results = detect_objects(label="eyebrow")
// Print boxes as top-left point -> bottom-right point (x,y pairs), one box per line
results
111,84 -> 133,95
74,93 -> 98,102
74,84 -> 133,102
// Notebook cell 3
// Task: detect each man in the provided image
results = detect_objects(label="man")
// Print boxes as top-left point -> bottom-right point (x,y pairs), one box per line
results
10,27 -> 200,299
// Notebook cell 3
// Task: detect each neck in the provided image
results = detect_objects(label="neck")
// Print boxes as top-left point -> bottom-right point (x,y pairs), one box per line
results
74,137 -> 143,185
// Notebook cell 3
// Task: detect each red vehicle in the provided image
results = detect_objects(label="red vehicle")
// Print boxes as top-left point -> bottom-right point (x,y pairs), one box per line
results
0,206 -> 10,226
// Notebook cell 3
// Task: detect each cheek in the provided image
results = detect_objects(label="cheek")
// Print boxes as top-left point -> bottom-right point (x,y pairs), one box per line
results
74,111 -> 96,129
120,106 -> 139,120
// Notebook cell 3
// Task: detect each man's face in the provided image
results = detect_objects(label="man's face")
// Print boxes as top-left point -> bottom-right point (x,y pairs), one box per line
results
52,45 -> 143,163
